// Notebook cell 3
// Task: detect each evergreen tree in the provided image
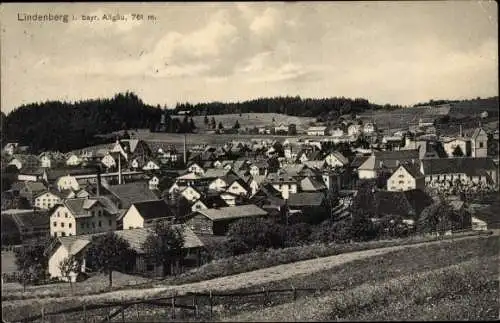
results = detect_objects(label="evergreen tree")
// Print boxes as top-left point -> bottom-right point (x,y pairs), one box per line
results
233,120 -> 240,129
210,117 -> 217,130
218,122 -> 224,130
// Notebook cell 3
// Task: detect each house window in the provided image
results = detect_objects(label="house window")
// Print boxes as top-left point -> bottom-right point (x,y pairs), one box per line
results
61,232 -> 66,237
53,221 -> 57,227
479,142 -> 484,148
92,222 -> 96,228
98,221 -> 102,227
398,181 -> 404,184
61,222 -> 65,228
69,223 -> 72,228
65,213 -> 68,218
109,219 -> 112,226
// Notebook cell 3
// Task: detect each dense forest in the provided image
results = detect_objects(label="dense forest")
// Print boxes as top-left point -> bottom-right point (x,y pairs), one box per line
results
2,92 -> 164,153
174,96 -> 405,120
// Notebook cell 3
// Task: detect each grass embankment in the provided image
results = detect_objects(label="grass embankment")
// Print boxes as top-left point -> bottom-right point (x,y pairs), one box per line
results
1,230 -> 488,302
2,235 -> 497,322
222,235 -> 499,321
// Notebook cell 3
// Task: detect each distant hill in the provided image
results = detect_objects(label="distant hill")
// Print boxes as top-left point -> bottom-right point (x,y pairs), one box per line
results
2,92 -> 163,153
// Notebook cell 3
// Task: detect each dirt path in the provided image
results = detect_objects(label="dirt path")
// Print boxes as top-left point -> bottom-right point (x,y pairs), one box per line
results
3,233 -> 494,311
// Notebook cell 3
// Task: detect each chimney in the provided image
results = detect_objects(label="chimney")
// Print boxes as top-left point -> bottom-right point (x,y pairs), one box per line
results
118,153 -> 122,185
379,161 -> 384,168
183,134 -> 187,166
96,167 -> 101,197
459,124 -> 463,138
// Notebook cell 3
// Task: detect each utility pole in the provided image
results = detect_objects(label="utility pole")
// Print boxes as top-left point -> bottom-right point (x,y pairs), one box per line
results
183,133 -> 187,166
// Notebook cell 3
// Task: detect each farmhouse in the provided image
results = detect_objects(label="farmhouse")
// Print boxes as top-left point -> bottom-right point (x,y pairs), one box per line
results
441,137 -> 470,157
387,163 -> 425,192
191,194 -> 228,212
11,181 -> 47,206
186,204 -> 268,236
266,172 -> 299,200
49,197 -> 119,237
122,200 -> 174,230
47,226 -> 204,280
2,209 -> 50,244
34,190 -> 65,210
66,154 -> 82,166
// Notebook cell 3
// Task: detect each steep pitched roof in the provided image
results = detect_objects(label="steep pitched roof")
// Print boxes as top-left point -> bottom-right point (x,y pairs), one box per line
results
288,192 -> 326,207
300,177 -> 327,192
62,196 -> 118,218
398,162 -> 423,178
471,127 -> 487,139
131,200 -> 173,220
326,151 -> 349,165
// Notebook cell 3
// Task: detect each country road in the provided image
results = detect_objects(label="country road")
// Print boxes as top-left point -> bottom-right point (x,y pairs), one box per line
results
3,232 -> 496,313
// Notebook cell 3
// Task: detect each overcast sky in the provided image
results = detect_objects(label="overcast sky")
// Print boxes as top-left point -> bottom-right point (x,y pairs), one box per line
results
1,1 -> 498,113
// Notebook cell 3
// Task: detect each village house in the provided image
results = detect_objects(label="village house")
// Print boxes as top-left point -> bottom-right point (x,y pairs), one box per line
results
34,190 -> 65,210
148,175 -> 160,190
47,226 -> 204,281
39,152 -> 54,168
2,209 -> 50,244
187,162 -> 205,175
180,186 -> 203,203
387,163 -> 425,192
420,157 -> 498,187
49,197 -> 119,237
191,194 -> 228,212
357,150 -> 419,180
142,159 -> 161,171
3,142 -> 19,156
11,181 -> 47,206
105,181 -> 160,210
347,124 -> 362,137
225,178 -> 251,196
307,126 -> 328,136
8,154 -> 40,171
186,204 -> 268,236
274,123 -> 289,134
121,200 -> 174,230
266,172 -> 299,200
363,122 -> 377,134
441,136 -> 470,157
66,153 -> 83,167
300,176 -> 327,192
324,151 -> 349,168
287,192 -> 330,224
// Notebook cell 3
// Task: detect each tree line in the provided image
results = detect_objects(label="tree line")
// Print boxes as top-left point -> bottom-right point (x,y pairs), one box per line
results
174,96 -> 405,120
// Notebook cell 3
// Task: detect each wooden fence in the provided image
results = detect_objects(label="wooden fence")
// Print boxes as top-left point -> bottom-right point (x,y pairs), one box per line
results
10,286 -> 342,323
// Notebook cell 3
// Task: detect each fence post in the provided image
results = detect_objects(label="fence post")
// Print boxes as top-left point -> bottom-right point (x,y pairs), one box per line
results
292,285 -> 297,301
171,292 -> 176,320
83,304 -> 87,323
261,287 -> 266,308
192,294 -> 198,318
209,290 -> 213,321
121,297 -> 125,323
135,303 -> 140,321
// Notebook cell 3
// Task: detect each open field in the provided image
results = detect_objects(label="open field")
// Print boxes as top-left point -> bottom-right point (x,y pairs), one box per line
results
190,113 -> 315,132
1,233 -> 496,322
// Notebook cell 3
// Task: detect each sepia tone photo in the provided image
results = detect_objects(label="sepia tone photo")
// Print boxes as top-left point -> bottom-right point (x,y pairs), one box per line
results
0,1 -> 499,322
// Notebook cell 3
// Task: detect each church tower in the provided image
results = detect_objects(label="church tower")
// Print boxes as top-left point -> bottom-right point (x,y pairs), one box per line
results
470,125 -> 488,158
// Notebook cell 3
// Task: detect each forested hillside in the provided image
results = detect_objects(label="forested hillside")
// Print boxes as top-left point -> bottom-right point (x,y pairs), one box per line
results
3,92 -> 163,153
174,96 -> 404,120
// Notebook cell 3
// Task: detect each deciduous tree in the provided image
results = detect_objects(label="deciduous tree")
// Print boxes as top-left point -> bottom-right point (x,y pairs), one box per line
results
142,222 -> 185,276
86,232 -> 133,288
